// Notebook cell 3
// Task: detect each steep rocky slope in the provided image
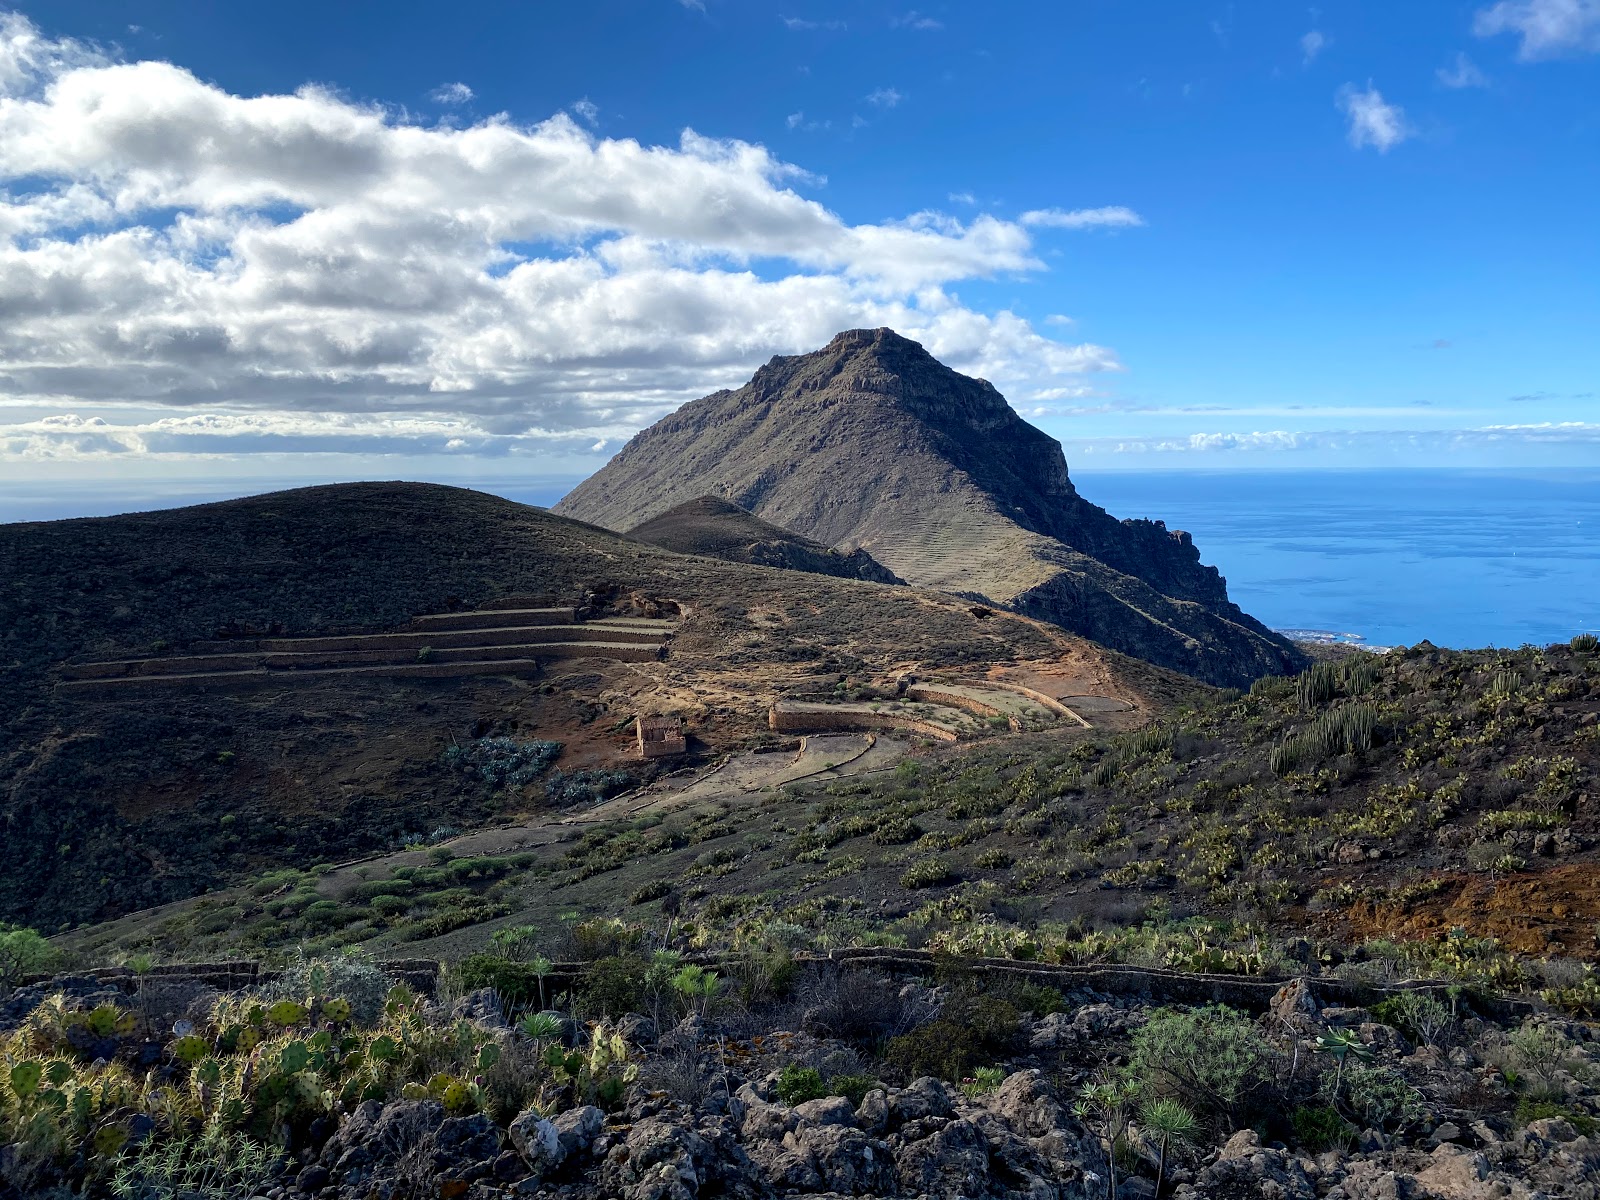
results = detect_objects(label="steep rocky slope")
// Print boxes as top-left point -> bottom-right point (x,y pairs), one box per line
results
557,328 -> 1304,688
627,495 -> 901,584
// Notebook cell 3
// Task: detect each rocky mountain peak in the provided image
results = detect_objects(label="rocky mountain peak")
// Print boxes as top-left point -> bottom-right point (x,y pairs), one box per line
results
558,330 -> 1304,686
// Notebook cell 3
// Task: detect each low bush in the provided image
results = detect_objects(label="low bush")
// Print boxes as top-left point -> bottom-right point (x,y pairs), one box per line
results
0,924 -> 59,988
262,951 -> 396,1024
455,953 -> 548,1010
776,1063 -> 827,1106
900,857 -> 954,889
1369,990 -> 1453,1046
1292,1104 -> 1355,1152
579,954 -> 648,1017
884,1019 -> 983,1082
828,1073 -> 877,1106
1344,1064 -> 1425,1130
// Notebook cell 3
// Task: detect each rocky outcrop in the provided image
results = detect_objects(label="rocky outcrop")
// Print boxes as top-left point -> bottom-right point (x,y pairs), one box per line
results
558,328 -> 1305,687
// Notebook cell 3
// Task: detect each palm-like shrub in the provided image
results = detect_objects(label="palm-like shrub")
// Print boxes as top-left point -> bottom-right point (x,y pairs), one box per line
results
1141,1097 -> 1199,1200
1124,1005 -> 1273,1131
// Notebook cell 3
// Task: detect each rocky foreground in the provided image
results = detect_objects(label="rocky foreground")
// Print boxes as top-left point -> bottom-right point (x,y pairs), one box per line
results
3,960 -> 1596,1200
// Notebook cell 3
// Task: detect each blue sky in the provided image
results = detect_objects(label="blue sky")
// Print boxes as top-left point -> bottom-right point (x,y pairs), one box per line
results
0,0 -> 1596,502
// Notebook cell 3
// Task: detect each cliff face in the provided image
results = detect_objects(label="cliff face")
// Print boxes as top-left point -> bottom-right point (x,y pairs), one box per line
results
558,328 -> 1305,686
627,495 -> 902,585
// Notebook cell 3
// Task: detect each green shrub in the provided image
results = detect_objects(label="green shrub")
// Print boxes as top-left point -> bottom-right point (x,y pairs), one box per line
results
828,1073 -> 877,1106
872,817 -> 923,845
1125,1005 -> 1273,1129
1514,1099 -> 1598,1135
629,880 -> 672,905
456,953 -> 549,1009
0,924 -> 54,988
884,1019 -> 982,1081
961,1066 -> 1006,1097
900,857 -> 954,889
579,954 -> 648,1017
1014,982 -> 1068,1016
263,951 -> 396,1023
1571,633 -> 1599,654
571,918 -> 643,961
300,900 -> 360,930
1291,1104 -> 1354,1152
109,1126 -> 280,1200
942,991 -> 1023,1053
1369,991 -> 1452,1046
349,878 -> 414,902
397,900 -> 512,941
1344,1064 -> 1424,1130
369,894 -> 407,919
974,847 -> 1014,869
776,1063 -> 827,1106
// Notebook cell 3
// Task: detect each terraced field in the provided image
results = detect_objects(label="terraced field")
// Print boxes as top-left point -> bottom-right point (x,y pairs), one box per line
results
58,608 -> 674,691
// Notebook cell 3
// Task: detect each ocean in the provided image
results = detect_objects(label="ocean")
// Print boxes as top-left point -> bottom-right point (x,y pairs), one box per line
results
1074,469 -> 1600,650
3,469 -> 1595,651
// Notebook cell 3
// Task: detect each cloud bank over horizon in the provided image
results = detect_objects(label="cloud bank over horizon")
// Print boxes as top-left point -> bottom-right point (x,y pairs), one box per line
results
0,12 -> 1118,469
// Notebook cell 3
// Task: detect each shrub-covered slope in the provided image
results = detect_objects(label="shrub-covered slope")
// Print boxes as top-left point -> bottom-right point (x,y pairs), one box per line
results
58,640 -> 1599,983
2,482 -> 1172,931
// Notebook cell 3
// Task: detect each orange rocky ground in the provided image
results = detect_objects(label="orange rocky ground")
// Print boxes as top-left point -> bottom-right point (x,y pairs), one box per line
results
1329,864 -> 1600,958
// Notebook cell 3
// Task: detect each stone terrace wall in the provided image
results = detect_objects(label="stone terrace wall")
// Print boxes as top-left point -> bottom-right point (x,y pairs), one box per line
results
904,685 -> 1021,732
23,950 -> 1531,1022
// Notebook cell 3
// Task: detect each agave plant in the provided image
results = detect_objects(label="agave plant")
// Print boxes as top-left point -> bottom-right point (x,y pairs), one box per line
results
1141,1097 -> 1199,1200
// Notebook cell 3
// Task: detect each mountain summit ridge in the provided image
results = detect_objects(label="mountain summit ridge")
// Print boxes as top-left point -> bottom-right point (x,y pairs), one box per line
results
557,328 -> 1305,686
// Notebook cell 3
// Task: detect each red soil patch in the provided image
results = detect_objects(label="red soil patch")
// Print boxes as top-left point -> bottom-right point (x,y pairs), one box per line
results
1335,864 -> 1600,959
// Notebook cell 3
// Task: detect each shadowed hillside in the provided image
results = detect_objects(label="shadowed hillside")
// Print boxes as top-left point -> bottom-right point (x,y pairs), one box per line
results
0,482 -> 1189,928
627,495 -> 901,583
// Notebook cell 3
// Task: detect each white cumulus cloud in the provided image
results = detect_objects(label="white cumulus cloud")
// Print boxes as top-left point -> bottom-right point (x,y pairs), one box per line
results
1301,30 -> 1327,65
1437,53 -> 1490,87
1474,0 -> 1600,60
1337,83 -> 1411,152
1018,206 -> 1145,230
865,86 -> 903,108
429,81 -> 473,105
0,13 -> 1119,467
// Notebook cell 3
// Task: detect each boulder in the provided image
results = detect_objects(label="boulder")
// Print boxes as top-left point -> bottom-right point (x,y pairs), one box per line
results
1197,1129 -> 1318,1200
1270,978 -> 1320,1030
792,1095 -> 857,1128
1414,1144 -> 1496,1199
1524,1116 -> 1578,1144
894,1116 -> 992,1200
987,1069 -> 1067,1139
552,1104 -> 605,1158
889,1076 -> 955,1128
616,1012 -> 658,1047
450,987 -> 509,1030
798,1123 -> 895,1195
432,1113 -> 501,1181
856,1088 -> 890,1136
599,1117 -> 713,1200
508,1110 -> 565,1176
